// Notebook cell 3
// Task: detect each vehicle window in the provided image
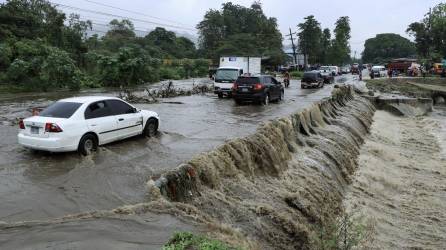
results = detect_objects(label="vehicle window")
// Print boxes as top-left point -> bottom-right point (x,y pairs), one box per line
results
303,73 -> 316,79
107,100 -> 135,115
85,101 -> 112,119
264,77 -> 272,84
39,102 -> 82,118
272,77 -> 279,84
215,69 -> 239,81
236,77 -> 260,85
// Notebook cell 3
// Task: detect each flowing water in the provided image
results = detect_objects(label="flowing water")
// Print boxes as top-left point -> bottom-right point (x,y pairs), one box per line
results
344,107 -> 446,249
2,76 -> 444,249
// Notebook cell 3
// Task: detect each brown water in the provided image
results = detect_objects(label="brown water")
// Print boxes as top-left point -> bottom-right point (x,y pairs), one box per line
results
145,86 -> 376,249
0,77 -> 351,249
344,108 -> 446,249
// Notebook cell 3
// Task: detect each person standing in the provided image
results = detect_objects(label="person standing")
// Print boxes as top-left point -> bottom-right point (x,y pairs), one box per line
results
284,71 -> 291,88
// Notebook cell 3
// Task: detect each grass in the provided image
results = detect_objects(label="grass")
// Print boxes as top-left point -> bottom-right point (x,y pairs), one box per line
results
163,232 -> 241,250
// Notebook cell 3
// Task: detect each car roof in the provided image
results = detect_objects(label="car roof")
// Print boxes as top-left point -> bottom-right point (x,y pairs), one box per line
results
58,96 -> 120,104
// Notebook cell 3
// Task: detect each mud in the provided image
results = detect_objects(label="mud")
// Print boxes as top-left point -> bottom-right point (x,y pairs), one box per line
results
147,85 -> 376,249
344,109 -> 446,249
0,76 -> 347,249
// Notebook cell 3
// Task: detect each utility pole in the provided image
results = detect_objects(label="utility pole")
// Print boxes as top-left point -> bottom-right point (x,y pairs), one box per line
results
286,28 -> 298,66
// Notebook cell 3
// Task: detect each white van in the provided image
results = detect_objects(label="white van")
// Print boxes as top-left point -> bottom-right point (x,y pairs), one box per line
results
214,57 -> 261,98
371,66 -> 387,77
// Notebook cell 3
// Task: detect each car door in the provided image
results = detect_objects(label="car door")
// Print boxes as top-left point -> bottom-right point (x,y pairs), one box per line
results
263,76 -> 275,99
271,77 -> 282,99
106,99 -> 143,138
84,100 -> 118,144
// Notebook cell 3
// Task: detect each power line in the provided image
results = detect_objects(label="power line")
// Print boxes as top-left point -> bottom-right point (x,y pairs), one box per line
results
50,1 -> 196,31
83,0 -> 193,28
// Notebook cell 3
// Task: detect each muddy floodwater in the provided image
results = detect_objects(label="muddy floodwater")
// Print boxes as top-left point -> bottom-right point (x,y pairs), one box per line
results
0,77 -> 346,248
345,107 -> 446,249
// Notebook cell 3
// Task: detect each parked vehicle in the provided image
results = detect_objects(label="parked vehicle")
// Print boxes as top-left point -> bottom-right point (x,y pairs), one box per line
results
214,56 -> 261,98
18,96 -> 159,155
301,71 -> 325,89
232,75 -> 283,105
371,65 -> 388,77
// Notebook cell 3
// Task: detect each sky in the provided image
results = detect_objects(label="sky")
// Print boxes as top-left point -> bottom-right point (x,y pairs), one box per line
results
3,0 -> 444,56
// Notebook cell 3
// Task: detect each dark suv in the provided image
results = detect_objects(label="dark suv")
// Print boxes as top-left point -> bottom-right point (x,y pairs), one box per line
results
232,75 -> 284,105
301,71 -> 324,89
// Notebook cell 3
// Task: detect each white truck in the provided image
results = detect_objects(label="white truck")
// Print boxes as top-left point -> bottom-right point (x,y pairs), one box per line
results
213,56 -> 261,98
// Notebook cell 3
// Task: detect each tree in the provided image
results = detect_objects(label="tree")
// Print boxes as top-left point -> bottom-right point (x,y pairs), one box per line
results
197,2 -> 285,65
102,19 -> 136,52
407,3 -> 446,60
0,0 -> 65,46
319,28 -> 331,65
362,33 -> 416,64
298,15 -> 322,65
329,16 -> 351,65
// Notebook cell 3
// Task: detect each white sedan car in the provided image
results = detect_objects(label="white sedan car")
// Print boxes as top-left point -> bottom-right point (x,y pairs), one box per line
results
18,96 -> 159,155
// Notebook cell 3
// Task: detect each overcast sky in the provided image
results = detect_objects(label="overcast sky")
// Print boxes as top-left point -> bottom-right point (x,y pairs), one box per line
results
4,0 -> 444,56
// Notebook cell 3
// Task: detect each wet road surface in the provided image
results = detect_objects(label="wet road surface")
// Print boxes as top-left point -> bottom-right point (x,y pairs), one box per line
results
0,76 -> 349,224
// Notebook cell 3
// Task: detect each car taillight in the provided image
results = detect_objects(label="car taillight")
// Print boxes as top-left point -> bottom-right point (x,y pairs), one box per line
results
45,123 -> 63,133
232,82 -> 238,89
253,83 -> 263,90
19,119 -> 25,129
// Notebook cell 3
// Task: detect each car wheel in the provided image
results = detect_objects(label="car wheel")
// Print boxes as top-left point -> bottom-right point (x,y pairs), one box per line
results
262,94 -> 270,105
217,93 -> 223,99
78,134 -> 98,156
143,118 -> 158,137
301,84 -> 305,89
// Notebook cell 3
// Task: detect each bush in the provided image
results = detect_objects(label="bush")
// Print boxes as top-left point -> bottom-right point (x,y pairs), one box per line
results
290,71 -> 303,78
163,232 -> 239,250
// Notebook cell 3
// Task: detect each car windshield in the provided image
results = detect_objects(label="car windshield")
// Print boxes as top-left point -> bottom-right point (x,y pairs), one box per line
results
303,72 -> 317,79
215,69 -> 239,81
39,102 -> 82,118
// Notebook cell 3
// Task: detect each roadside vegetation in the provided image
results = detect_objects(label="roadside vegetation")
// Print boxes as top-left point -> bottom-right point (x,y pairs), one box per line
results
297,16 -> 352,66
163,232 -> 240,250
0,0 -> 210,91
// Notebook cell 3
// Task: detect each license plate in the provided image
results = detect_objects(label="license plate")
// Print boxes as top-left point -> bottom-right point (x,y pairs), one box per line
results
241,88 -> 248,92
31,126 -> 39,134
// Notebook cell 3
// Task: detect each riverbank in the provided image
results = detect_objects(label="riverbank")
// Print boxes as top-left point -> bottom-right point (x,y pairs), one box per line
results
344,109 -> 446,249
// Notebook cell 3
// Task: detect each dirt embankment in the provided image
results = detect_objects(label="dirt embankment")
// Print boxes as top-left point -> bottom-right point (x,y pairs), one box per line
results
366,77 -> 446,104
145,86 -> 376,249
344,110 -> 446,249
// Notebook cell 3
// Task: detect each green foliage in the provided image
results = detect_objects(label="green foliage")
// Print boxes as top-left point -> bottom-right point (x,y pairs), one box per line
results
298,15 -> 322,64
320,28 -> 331,65
362,33 -> 416,64
290,71 -> 303,78
0,0 -> 208,92
407,3 -> 446,61
5,40 -> 83,90
329,17 -> 351,65
163,232 -> 240,250
197,2 -> 285,65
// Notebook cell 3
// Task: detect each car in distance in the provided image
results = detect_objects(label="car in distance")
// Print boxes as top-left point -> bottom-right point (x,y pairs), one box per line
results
301,71 -> 325,89
371,65 -> 387,77
232,75 -> 284,105
18,96 -> 159,155
318,66 -> 335,83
